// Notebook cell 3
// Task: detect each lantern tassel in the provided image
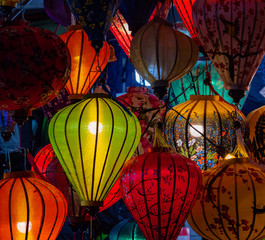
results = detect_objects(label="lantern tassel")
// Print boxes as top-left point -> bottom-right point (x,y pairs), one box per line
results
153,124 -> 175,152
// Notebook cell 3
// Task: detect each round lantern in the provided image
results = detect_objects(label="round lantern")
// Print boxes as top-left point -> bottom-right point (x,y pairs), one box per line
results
49,93 -> 141,210
59,28 -> 110,100
0,23 -> 71,121
0,171 -> 67,240
192,0 -> 265,103
120,147 -> 202,240
247,105 -> 265,164
130,16 -> 198,99
188,157 -> 265,240
109,218 -> 145,240
164,95 -> 248,170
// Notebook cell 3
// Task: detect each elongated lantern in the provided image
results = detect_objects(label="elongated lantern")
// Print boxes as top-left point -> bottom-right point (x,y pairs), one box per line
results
164,95 -> 247,170
0,171 -> 67,240
59,28 -> 110,100
49,94 -> 141,209
120,147 -> 201,240
188,157 -> 265,240
193,0 -> 265,103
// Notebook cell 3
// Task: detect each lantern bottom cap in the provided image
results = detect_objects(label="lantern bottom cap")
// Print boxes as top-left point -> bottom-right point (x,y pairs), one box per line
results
81,200 -> 103,207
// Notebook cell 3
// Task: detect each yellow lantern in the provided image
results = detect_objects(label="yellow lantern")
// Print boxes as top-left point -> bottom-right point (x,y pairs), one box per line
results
130,16 -> 198,99
48,94 -> 141,210
164,95 -> 248,170
188,157 -> 265,240
247,105 -> 265,164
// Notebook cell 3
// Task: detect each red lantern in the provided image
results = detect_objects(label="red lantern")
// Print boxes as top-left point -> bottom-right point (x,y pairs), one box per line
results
173,0 -> 201,46
192,0 -> 265,103
120,147 -> 202,240
0,23 -> 71,120
0,171 -> 67,240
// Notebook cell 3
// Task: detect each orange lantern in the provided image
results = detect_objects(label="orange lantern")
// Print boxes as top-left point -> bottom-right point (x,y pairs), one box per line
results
59,28 -> 110,100
0,171 -> 67,240
130,16 -> 198,99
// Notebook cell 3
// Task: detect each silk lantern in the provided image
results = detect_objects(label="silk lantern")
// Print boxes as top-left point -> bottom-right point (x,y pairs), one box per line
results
130,16 -> 198,99
193,0 -> 265,103
164,95 -> 248,170
0,23 -> 71,123
120,147 -> 201,240
247,105 -> 265,165
0,171 -> 67,240
49,93 -> 141,211
59,28 -> 110,100
188,157 -> 265,240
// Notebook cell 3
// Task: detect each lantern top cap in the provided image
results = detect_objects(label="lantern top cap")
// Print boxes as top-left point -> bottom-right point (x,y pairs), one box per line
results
4,171 -> 35,179
190,95 -> 220,101
219,157 -> 250,166
83,93 -> 111,100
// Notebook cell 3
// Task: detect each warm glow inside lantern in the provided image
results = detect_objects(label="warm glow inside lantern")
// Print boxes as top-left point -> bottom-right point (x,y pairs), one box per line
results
49,93 -> 141,208
0,171 -> 67,240
164,95 -> 248,170
188,157 -> 265,240
59,28 -> 110,100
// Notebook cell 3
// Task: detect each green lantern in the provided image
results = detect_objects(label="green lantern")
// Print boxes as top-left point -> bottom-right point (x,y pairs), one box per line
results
48,94 -> 141,209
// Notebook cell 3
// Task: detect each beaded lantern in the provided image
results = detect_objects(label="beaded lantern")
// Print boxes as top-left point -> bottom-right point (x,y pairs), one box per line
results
164,95 -> 248,170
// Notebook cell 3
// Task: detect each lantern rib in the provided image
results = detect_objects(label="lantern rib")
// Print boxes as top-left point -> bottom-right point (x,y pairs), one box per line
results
75,31 -> 85,95
234,164 -> 240,239
203,100 -> 207,170
8,178 -> 16,240
211,101 -> 223,151
164,154 -> 177,239
20,178 -> 30,239
141,154 -> 155,240
97,99 -> 129,202
156,23 -> 161,81
157,153 -> 162,238
78,100 -> 91,202
94,98 -> 115,200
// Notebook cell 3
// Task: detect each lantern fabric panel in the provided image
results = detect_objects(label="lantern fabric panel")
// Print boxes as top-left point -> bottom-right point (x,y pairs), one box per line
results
59,29 -> 110,99
130,17 -> 198,88
192,0 -> 265,93
188,158 -> 265,240
164,95 -> 248,170
0,172 -> 67,240
49,94 -> 141,207
0,24 -> 71,114
120,150 -> 202,240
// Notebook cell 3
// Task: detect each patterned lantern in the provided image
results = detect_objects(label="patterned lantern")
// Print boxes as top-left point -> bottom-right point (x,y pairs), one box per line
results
188,157 -> 265,240
59,28 -> 110,100
164,95 -> 248,170
130,16 -> 198,99
120,147 -> 201,240
247,105 -> 265,165
0,23 -> 71,121
118,87 -> 165,155
173,0 -> 200,46
49,94 -> 141,210
0,171 -> 67,240
67,0 -> 122,52
193,0 -> 265,103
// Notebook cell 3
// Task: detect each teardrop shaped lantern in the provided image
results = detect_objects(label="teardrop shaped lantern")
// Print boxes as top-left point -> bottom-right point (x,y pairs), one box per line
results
49,94 -> 141,210
130,16 -> 198,99
120,147 -> 201,240
164,95 -> 248,170
188,157 -> 265,240
247,105 -> 265,165
192,0 -> 265,103
0,23 -> 71,122
0,171 -> 67,240
59,28 -> 110,100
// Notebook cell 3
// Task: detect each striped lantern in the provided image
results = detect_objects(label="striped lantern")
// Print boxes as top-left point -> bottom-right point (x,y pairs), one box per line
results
0,171 -> 67,240
164,95 -> 248,170
48,93 -> 141,209
247,105 -> 265,165
188,157 -> 265,240
130,16 -> 198,99
59,28 -> 110,100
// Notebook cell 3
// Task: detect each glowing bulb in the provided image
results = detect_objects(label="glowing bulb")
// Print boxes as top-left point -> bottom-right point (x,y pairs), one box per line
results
225,154 -> 235,159
189,125 -> 203,138
17,221 -> 32,233
88,121 -> 103,135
